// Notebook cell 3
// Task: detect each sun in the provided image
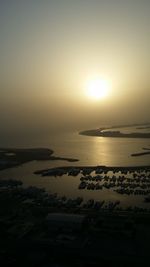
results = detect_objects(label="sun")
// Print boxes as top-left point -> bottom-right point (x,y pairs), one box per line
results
87,78 -> 110,100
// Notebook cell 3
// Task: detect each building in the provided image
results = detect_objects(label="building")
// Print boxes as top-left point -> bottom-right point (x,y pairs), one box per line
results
46,213 -> 86,232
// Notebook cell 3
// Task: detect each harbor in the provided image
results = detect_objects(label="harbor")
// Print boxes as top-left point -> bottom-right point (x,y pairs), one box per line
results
1,179 -> 150,266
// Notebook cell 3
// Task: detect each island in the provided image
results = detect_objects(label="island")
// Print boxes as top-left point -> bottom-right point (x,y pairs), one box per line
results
131,152 -> 150,157
35,165 -> 150,176
0,148 -> 78,171
131,147 -> 150,157
79,128 -> 150,138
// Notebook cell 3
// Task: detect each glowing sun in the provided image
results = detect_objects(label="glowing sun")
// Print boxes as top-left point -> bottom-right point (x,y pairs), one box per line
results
87,78 -> 110,100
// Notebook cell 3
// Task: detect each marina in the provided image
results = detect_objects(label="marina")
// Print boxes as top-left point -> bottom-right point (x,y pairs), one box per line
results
0,129 -> 150,209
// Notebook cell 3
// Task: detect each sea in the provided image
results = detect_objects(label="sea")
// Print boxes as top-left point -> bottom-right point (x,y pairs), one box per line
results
0,126 -> 150,207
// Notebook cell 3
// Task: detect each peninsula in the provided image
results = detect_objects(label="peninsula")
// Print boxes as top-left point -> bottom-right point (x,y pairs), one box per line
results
79,129 -> 150,138
131,148 -> 150,157
0,148 -> 78,171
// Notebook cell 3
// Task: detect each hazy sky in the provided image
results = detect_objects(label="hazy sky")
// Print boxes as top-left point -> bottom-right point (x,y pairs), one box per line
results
0,0 -> 150,139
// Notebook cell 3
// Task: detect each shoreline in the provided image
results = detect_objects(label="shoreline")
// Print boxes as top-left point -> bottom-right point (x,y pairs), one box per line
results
35,165 -> 150,176
79,123 -> 150,138
1,180 -> 150,266
79,129 -> 150,138
131,152 -> 150,157
0,148 -> 78,171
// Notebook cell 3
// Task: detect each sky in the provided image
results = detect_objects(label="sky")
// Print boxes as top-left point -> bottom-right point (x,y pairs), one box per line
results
0,0 -> 150,140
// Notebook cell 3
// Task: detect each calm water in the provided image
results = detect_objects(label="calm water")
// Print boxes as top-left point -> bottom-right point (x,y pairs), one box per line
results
0,130 -> 150,206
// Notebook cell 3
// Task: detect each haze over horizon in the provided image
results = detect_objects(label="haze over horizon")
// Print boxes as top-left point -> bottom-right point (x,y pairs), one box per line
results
0,0 -> 150,141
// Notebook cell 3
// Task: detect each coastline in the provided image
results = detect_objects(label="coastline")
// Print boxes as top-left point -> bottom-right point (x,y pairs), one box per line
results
79,123 -> 150,138
131,152 -> 150,157
35,165 -> 150,176
79,129 -> 150,138
0,148 -> 78,171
